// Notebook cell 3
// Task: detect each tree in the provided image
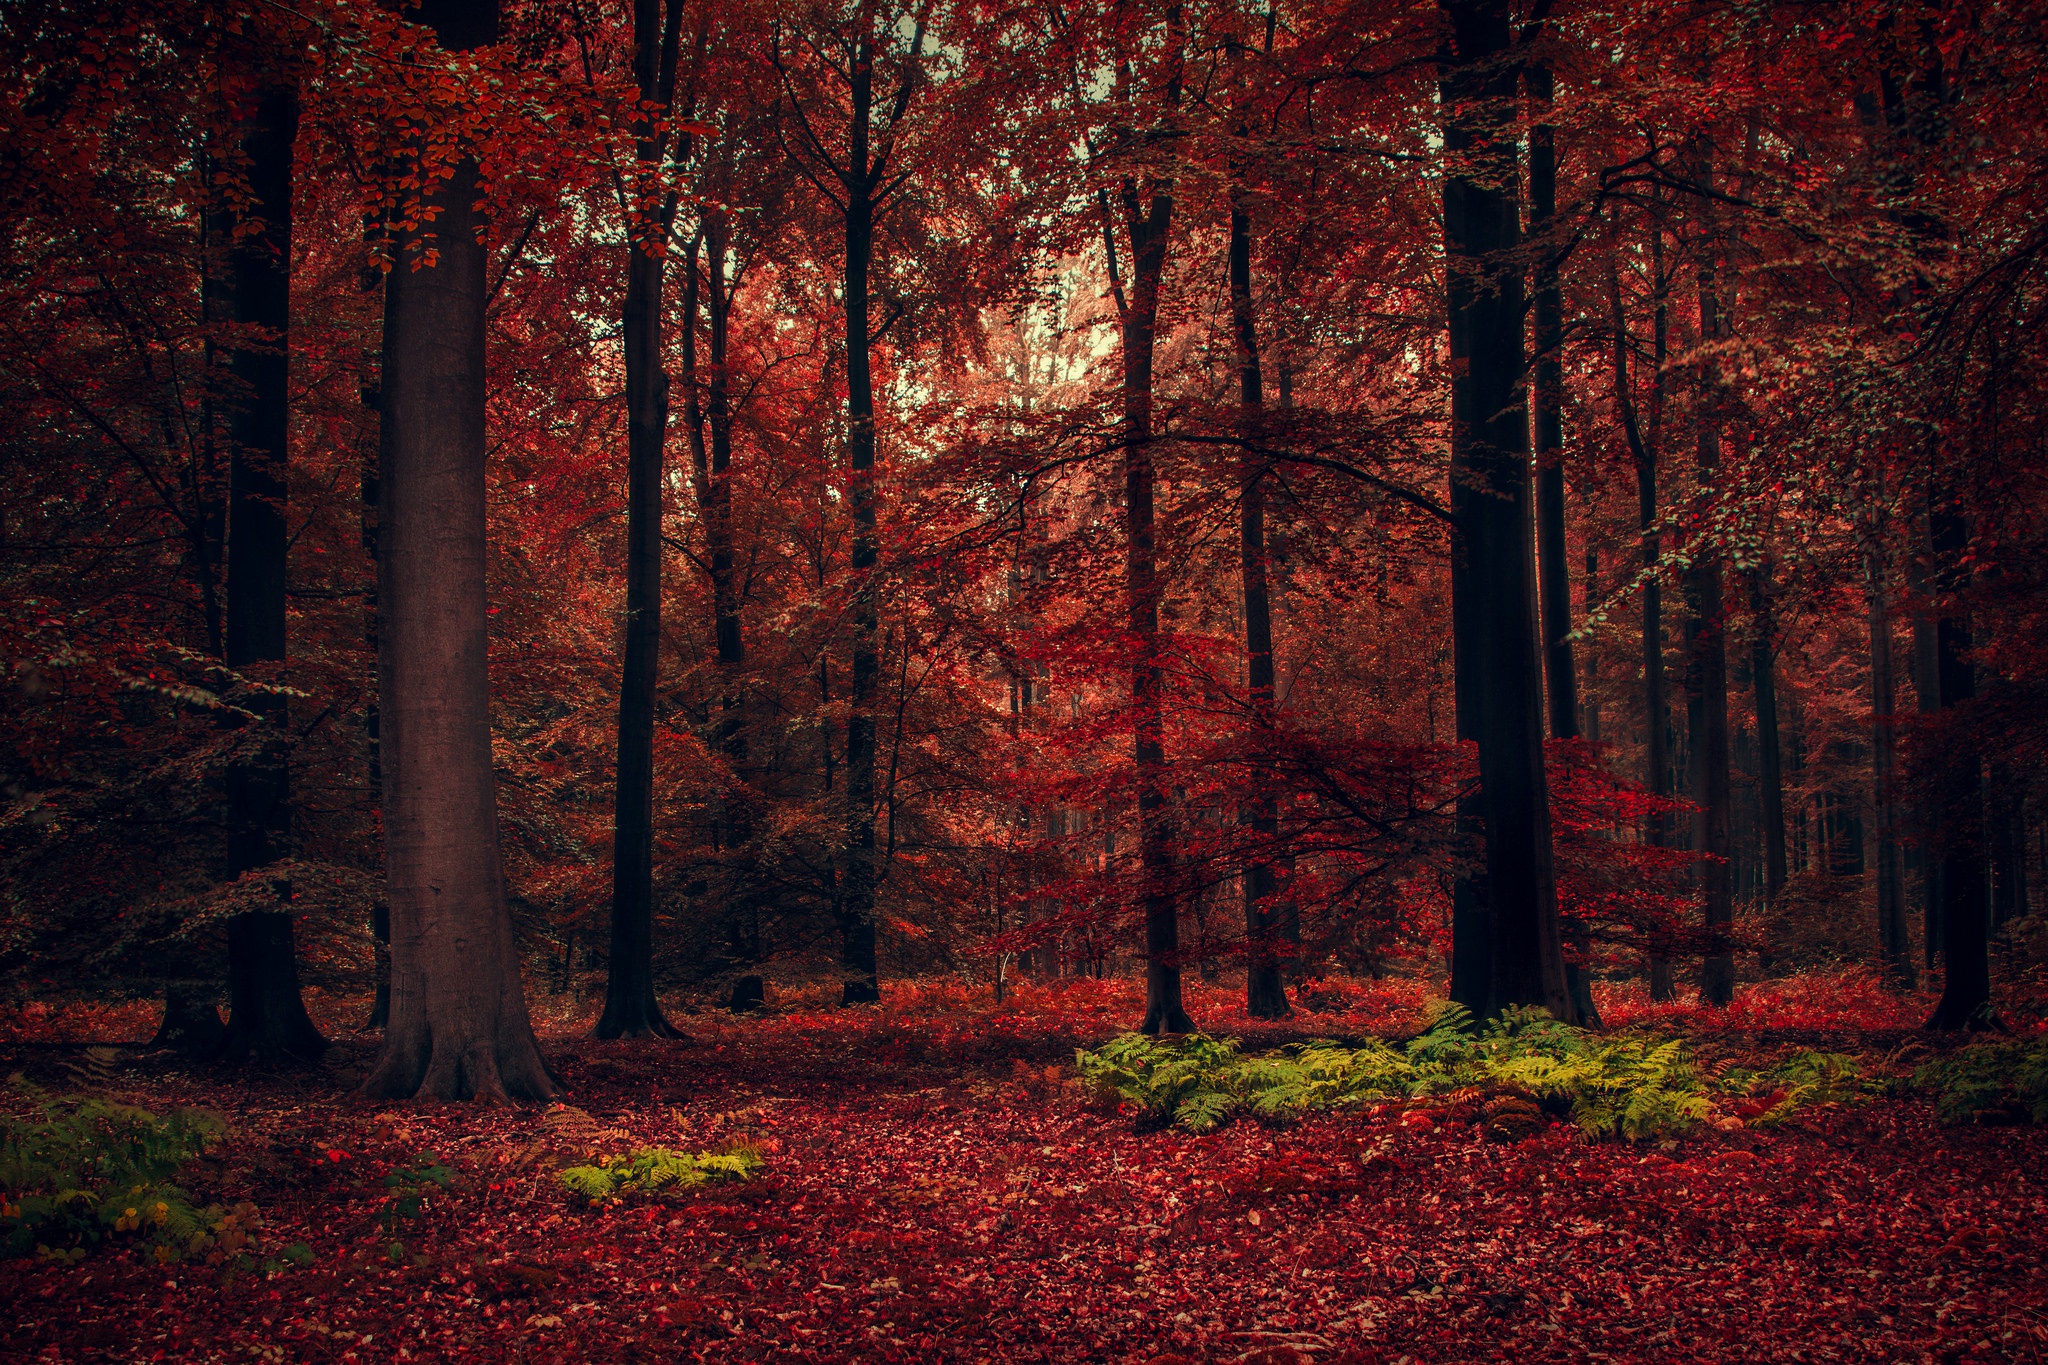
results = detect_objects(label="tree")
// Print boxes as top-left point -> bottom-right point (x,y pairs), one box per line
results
218,41 -> 326,1064
1439,0 -> 1570,1023
362,0 -> 553,1102
598,0 -> 697,1041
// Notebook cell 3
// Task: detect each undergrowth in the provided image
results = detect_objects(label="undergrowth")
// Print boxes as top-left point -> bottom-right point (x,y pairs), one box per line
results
1913,1035 -> 2048,1125
1076,1004 -> 1864,1140
0,1091 -> 250,1262
557,1146 -> 765,1204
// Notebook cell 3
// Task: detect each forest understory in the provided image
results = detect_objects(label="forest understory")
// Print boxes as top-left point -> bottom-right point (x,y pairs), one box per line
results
5,973 -> 2046,1365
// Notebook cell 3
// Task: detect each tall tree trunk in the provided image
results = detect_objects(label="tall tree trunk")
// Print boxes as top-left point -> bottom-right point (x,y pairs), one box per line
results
362,212 -> 391,1031
1528,61 -> 1598,1029
1440,0 -> 1570,1023
1748,572 -> 1787,935
1123,177 -> 1189,1035
1925,499 -> 1989,1029
838,37 -> 883,1006
599,0 -> 687,1040
1688,156 -> 1735,1008
1908,493 -> 1943,966
362,0 -> 552,1101
219,73 -> 325,1065
1608,239 -> 1673,1003
1229,189 -> 1288,1021
1867,536 -> 1913,986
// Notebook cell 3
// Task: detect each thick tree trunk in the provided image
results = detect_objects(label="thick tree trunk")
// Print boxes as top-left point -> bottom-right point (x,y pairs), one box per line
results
1123,181 -> 1190,1036
598,0 -> 686,1039
1229,193 -> 1289,1021
1867,541 -> 1913,986
1926,502 -> 1989,1030
362,0 -> 552,1102
219,76 -> 324,1065
362,217 -> 391,1031
1440,0 -> 1570,1024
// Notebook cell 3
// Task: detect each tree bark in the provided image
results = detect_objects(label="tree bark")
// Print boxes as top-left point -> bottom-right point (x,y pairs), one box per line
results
1925,500 -> 1989,1030
598,0 -> 686,1041
1688,155 -> 1735,1008
1749,572 -> 1787,929
838,48 -> 883,1005
1229,189 -> 1289,1021
1122,175 -> 1189,1035
1866,537 -> 1913,986
362,0 -> 553,1102
1440,0 -> 1570,1024
219,73 -> 325,1065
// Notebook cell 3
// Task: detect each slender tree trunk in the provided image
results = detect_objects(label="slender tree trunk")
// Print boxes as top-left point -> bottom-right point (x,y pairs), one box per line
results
838,47 -> 882,1005
599,0 -> 687,1040
1123,179 -> 1190,1035
1867,536 -> 1913,986
1908,494 -> 1943,966
1583,544 -> 1601,745
219,74 -> 324,1065
1440,0 -> 1569,1023
1229,190 -> 1288,1021
362,0 -> 552,1102
1608,239 -> 1673,1003
1748,572 -> 1787,932
1528,63 -> 1598,1028
1926,499 -> 1989,1029
1688,157 -> 1735,1008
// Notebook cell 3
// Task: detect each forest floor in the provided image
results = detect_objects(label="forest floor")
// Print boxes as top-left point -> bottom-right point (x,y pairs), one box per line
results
4,973 -> 2047,1365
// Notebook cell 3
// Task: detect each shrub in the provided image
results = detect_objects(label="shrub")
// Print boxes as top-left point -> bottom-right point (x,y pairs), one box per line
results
0,1093 -> 242,1262
556,1145 -> 764,1203
1913,1037 -> 2048,1125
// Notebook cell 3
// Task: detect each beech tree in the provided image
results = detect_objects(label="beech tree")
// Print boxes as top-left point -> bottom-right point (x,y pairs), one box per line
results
362,0 -> 552,1102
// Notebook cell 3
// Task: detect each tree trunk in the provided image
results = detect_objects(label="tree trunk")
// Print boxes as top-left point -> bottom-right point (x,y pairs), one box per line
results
362,213 -> 391,1031
1528,63 -> 1598,1029
1229,191 -> 1289,1021
1688,160 -> 1735,1008
1440,0 -> 1570,1024
219,74 -> 325,1065
598,0 -> 686,1040
838,44 -> 883,1006
1925,500 -> 1989,1030
1123,178 -> 1190,1036
1749,572 -> 1787,929
1609,236 -> 1673,1003
1867,538 -> 1913,985
362,0 -> 552,1102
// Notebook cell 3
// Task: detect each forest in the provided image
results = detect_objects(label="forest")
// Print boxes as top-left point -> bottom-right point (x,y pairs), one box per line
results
1,0 -> 2045,1359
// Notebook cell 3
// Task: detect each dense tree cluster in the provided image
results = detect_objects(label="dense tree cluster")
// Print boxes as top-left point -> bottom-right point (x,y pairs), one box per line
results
2,0 -> 2043,1097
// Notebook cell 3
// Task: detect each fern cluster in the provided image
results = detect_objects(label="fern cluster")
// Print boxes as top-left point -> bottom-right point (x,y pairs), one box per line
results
1076,1004 -> 1718,1141
1,1093 -> 238,1261
1913,1036 -> 2048,1125
556,1145 -> 764,1203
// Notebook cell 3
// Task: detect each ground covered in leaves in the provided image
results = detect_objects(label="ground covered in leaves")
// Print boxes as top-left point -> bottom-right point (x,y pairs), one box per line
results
5,975 -> 2047,1364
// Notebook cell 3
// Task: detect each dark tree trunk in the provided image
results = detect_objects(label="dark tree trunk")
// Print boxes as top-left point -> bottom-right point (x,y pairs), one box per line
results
1528,63 -> 1598,1029
1608,238 -> 1673,1003
362,215 -> 391,1031
599,0 -> 687,1041
839,100 -> 882,1006
1229,191 -> 1289,1021
1867,540 -> 1913,985
1926,502 -> 1989,1030
150,984 -> 227,1057
1440,0 -> 1570,1023
1688,165 -> 1735,1008
218,74 -> 324,1066
1749,572 -> 1787,926
362,0 -> 552,1102
1121,178 -> 1189,1036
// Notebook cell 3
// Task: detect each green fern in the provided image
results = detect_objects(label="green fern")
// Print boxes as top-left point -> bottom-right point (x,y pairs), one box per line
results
555,1145 -> 765,1204
1914,1037 -> 2048,1125
2,1093 -> 229,1261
